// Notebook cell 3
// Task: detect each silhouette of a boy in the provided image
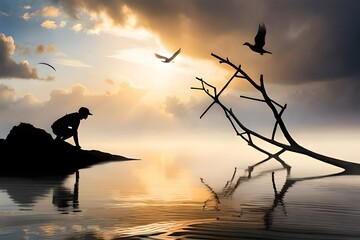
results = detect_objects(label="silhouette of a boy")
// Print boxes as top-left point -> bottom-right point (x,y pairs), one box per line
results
51,107 -> 92,149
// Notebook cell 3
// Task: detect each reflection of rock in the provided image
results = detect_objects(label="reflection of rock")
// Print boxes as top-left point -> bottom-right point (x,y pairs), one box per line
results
0,172 -> 80,212
0,122 -> 135,176
0,175 -> 66,208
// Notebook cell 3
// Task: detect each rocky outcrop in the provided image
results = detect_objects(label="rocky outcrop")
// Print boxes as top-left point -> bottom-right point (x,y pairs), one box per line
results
0,122 -> 135,176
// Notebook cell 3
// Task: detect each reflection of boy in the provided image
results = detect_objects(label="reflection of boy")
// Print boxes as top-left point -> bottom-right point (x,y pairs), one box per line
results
51,107 -> 92,149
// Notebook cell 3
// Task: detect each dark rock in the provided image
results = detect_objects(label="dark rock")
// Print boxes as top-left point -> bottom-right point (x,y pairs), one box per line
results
0,122 -> 136,176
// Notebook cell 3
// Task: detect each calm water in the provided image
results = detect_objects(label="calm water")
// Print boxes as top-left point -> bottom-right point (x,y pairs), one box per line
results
1,139 -> 360,239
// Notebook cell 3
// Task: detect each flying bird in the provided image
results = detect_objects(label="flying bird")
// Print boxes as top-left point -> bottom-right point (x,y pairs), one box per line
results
38,62 -> 56,71
155,48 -> 181,63
243,23 -> 272,55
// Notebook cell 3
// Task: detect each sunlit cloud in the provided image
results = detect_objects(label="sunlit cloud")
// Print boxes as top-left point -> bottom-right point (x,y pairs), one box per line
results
72,23 -> 83,32
59,20 -> 67,28
22,12 -> 31,21
0,84 -> 16,109
36,44 -> 57,54
36,45 -> 45,54
41,20 -> 58,29
45,76 -> 55,81
22,10 -> 41,21
105,78 -> 114,85
23,5 -> 61,21
17,93 -> 41,106
15,43 -> 57,57
42,6 -> 60,17
47,44 -> 57,53
0,33 -> 39,79
53,58 -> 91,67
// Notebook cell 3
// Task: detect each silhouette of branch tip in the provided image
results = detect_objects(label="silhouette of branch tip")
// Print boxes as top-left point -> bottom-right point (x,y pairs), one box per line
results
236,75 -> 246,79
191,87 -> 202,90
260,74 -> 264,87
241,95 -> 265,103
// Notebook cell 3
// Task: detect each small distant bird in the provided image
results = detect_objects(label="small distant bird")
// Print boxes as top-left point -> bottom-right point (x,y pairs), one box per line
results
38,62 -> 56,71
155,48 -> 181,63
243,23 -> 272,55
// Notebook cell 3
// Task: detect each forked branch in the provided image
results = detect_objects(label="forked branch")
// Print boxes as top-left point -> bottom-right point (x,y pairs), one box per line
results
193,53 -> 360,172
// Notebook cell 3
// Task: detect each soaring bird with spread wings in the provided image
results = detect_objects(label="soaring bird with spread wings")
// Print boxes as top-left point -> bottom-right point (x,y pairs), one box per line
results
155,48 -> 181,63
243,23 -> 272,55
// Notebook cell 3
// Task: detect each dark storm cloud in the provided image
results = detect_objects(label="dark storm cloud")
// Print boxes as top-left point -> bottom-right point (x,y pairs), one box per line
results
0,33 -> 40,79
264,0 -> 360,84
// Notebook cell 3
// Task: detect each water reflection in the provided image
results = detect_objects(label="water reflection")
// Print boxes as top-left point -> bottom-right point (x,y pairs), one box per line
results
200,155 -> 360,231
1,144 -> 360,239
52,171 -> 81,213
0,171 -> 80,213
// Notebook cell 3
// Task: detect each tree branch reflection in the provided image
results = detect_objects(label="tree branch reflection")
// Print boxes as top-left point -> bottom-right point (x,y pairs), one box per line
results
200,155 -> 359,229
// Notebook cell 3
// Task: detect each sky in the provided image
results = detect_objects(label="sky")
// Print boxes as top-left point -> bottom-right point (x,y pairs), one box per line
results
0,0 -> 359,151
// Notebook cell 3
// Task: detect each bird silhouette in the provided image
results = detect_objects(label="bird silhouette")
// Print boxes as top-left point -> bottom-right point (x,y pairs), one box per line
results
38,62 -> 56,71
243,23 -> 272,55
155,48 -> 181,63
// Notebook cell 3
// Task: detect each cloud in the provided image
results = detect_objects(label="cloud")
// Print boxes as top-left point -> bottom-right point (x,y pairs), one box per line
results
0,81 -> 225,141
72,23 -> 82,32
53,58 -> 91,67
22,12 -> 31,21
163,96 -> 187,119
23,5 -> 61,21
41,20 -> 58,29
15,44 -> 31,56
36,44 -> 57,54
105,78 -> 114,85
0,84 -> 16,110
1,77 -> 359,145
15,43 -> 58,57
0,82 -> 171,139
42,6 -> 60,17
45,76 -> 56,81
59,20 -> 67,27
0,33 -> 40,80
51,0 -> 360,86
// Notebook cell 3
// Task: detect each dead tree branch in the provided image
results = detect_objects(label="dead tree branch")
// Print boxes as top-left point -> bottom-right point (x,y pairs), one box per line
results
193,53 -> 360,172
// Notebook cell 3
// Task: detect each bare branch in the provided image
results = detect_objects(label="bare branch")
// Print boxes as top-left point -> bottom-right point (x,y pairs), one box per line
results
200,101 -> 216,119
240,95 -> 266,103
198,68 -> 239,119
190,87 -> 203,90
224,108 -> 241,135
193,53 -> 360,172
260,74 -> 264,89
272,104 -> 287,140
